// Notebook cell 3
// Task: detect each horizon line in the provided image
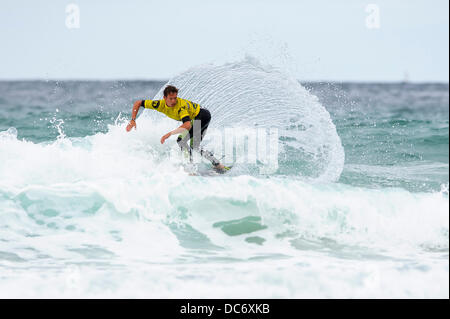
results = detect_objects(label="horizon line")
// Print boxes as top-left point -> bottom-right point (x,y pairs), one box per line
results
0,78 -> 448,85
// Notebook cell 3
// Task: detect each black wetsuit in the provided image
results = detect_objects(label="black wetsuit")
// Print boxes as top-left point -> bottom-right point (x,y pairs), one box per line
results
176,108 -> 220,166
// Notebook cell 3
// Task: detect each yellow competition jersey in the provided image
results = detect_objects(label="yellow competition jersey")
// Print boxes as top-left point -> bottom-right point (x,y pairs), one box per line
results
143,97 -> 201,121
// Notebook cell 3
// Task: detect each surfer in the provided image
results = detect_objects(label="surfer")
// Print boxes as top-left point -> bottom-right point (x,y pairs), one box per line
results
126,85 -> 229,173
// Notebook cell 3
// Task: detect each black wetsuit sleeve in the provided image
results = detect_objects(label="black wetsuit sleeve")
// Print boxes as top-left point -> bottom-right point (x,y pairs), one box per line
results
181,116 -> 190,123
140,100 -> 145,108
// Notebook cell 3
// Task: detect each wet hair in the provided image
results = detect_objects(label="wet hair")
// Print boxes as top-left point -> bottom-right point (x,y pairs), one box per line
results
163,85 -> 178,97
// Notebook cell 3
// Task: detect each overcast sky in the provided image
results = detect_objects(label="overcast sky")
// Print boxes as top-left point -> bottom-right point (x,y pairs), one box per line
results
0,0 -> 448,82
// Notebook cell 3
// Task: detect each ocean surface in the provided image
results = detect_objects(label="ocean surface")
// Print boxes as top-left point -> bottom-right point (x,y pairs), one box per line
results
0,58 -> 448,298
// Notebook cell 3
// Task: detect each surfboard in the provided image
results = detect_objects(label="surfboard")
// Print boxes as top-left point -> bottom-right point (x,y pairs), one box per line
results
213,165 -> 233,174
185,164 -> 233,176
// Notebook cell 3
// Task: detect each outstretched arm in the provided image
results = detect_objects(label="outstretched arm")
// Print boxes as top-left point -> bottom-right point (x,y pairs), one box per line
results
160,121 -> 192,144
126,100 -> 144,132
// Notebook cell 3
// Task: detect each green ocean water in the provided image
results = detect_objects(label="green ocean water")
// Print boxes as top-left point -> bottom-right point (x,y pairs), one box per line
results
0,59 -> 448,298
1,80 -> 447,192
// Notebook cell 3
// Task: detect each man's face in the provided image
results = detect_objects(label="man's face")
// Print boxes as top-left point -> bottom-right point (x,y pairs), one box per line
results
164,92 -> 178,107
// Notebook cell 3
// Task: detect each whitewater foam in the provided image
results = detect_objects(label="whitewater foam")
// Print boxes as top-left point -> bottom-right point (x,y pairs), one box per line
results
146,56 -> 345,182
0,58 -> 448,298
0,121 -> 447,259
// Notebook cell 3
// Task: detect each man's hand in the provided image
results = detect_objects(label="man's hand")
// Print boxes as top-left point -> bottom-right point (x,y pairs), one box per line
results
160,132 -> 172,144
126,119 -> 136,132
126,100 -> 144,132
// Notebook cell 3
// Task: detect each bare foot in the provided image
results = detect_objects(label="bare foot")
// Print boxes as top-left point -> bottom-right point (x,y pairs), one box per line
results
215,164 -> 225,169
